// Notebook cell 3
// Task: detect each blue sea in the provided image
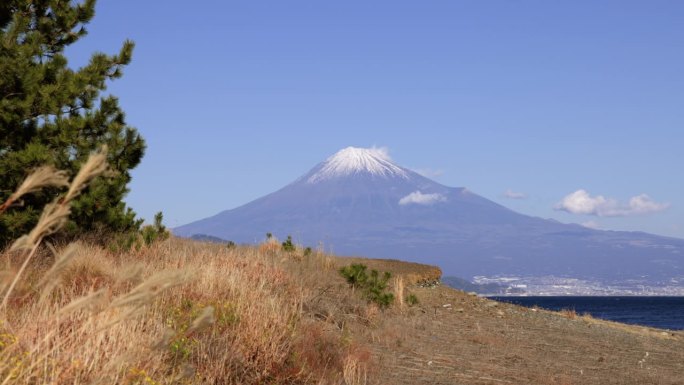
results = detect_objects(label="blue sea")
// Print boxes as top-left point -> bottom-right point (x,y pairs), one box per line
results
489,296 -> 684,330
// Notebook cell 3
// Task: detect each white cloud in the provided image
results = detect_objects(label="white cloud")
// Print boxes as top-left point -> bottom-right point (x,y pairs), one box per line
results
412,168 -> 444,178
399,191 -> 447,206
555,189 -> 669,217
368,146 -> 391,161
503,189 -> 527,200
627,194 -> 670,215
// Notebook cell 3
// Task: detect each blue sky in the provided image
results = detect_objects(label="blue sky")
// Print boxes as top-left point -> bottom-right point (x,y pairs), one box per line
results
66,1 -> 683,238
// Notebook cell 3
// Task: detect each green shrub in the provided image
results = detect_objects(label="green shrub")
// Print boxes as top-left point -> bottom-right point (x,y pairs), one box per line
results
108,230 -> 142,253
109,211 -> 168,251
406,293 -> 419,306
282,235 -> 295,252
340,263 -> 368,286
303,247 -> 313,257
339,263 -> 394,308
140,211 -> 169,246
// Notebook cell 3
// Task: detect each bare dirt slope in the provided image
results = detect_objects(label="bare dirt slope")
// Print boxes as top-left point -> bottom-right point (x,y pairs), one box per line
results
338,258 -> 684,385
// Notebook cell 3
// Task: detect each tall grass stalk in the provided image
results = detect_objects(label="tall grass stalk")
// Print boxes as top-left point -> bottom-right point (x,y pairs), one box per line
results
0,149 -> 376,384
2,147 -> 109,310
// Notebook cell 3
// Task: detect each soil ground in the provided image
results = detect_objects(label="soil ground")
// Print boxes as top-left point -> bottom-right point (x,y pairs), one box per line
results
334,258 -> 684,385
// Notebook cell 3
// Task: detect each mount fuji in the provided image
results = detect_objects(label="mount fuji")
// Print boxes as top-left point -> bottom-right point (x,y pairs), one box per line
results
175,147 -> 684,292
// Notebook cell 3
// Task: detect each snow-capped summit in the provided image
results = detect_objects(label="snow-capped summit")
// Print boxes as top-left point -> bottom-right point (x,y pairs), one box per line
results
307,146 -> 409,183
175,147 -> 684,288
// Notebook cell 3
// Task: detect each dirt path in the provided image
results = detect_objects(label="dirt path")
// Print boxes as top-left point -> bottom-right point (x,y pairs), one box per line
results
362,285 -> 684,385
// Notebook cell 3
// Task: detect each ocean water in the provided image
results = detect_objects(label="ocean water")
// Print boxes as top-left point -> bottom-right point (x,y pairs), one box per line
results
489,296 -> 684,330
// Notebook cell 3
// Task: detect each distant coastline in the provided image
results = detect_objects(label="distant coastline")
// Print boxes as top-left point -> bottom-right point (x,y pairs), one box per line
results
472,275 -> 684,296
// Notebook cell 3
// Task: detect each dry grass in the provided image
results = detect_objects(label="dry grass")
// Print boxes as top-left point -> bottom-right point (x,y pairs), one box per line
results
342,344 -> 370,385
6,152 -> 682,385
0,239 -> 375,384
559,308 -> 577,319
393,277 -> 405,310
4,235 -> 683,385
0,152 -> 377,384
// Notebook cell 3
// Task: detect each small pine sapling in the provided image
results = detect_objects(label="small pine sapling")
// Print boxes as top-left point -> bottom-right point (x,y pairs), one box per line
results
141,211 -> 170,245
339,263 -> 395,308
282,235 -> 295,252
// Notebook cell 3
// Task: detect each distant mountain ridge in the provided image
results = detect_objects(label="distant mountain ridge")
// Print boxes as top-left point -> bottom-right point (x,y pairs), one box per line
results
189,233 -> 231,243
175,147 -> 684,291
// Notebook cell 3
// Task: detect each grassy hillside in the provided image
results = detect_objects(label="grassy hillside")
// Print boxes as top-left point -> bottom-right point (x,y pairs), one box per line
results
0,238 -> 377,384
1,237 -> 682,384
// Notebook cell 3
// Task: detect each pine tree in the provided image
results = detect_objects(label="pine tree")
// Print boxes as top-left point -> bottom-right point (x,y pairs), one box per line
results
0,0 -> 145,245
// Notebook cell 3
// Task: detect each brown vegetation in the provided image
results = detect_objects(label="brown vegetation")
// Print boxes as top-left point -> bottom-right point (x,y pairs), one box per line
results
2,237 -> 684,384
2,157 -> 682,384
0,152 -> 373,384
0,239 -> 378,384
